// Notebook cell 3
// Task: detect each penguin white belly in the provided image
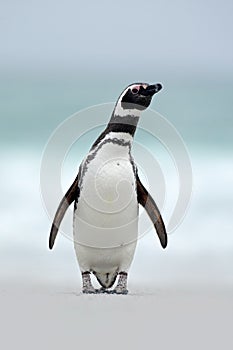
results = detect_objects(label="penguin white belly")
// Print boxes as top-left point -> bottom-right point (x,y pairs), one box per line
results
73,140 -> 138,278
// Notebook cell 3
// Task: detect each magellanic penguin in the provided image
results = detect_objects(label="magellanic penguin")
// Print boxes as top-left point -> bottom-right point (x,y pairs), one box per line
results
49,82 -> 167,294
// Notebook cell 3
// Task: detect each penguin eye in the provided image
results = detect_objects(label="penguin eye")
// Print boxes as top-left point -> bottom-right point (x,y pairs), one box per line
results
132,88 -> 139,94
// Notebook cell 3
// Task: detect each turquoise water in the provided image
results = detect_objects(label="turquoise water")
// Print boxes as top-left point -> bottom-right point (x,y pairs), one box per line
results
1,73 -> 233,150
1,73 -> 233,288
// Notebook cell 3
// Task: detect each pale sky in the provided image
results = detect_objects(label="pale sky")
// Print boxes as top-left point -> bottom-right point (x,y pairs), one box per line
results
1,0 -> 233,75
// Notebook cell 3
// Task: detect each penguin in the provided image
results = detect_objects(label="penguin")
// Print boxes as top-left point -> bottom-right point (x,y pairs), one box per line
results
49,82 -> 167,294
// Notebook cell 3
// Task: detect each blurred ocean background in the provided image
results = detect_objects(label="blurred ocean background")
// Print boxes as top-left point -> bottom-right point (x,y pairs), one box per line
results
0,1 -> 233,349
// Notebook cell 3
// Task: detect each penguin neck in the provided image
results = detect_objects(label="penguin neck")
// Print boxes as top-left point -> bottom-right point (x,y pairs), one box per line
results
107,103 -> 141,137
91,104 -> 140,150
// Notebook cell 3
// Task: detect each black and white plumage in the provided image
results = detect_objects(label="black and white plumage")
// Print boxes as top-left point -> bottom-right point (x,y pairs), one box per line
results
49,83 -> 167,294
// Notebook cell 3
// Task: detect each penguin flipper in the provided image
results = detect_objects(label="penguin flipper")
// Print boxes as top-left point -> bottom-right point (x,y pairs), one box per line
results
136,173 -> 167,249
49,174 -> 80,249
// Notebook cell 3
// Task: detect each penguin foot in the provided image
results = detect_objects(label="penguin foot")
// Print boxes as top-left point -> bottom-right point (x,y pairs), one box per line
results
112,287 -> 128,295
82,287 -> 97,294
96,287 -> 109,294
96,287 -> 128,294
82,271 -> 96,294
112,272 -> 128,294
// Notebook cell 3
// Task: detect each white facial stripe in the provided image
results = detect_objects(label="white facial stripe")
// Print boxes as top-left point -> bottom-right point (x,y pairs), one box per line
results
130,84 -> 148,92
114,83 -> 148,118
117,83 -> 147,102
130,84 -> 140,92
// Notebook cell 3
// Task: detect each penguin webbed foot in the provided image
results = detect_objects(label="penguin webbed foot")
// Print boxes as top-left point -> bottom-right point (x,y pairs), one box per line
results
82,271 -> 97,294
95,287 -> 111,294
95,287 -> 128,294
112,271 -> 128,294
82,271 -> 129,295
82,287 -> 97,294
112,287 -> 128,295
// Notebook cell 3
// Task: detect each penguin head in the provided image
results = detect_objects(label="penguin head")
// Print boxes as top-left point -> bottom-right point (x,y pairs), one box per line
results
117,83 -> 162,113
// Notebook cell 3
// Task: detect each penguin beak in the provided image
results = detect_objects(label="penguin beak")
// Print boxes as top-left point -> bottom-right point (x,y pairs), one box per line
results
146,83 -> 163,96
